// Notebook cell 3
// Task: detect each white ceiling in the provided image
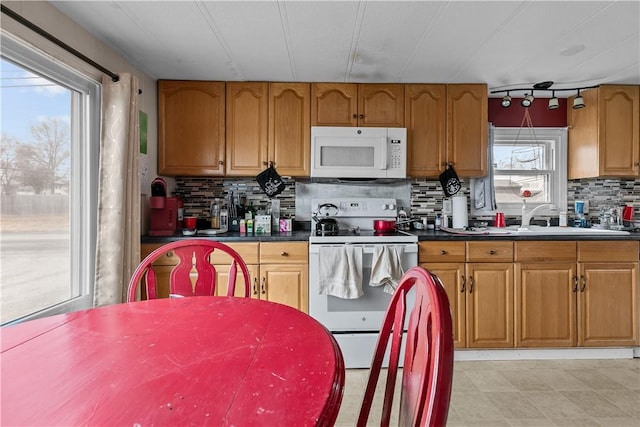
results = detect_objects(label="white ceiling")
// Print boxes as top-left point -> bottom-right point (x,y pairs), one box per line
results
50,1 -> 640,96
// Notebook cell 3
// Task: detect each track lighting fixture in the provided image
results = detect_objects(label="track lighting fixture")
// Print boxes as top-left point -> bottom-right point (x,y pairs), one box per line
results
501,92 -> 512,108
548,91 -> 559,110
573,89 -> 585,109
490,81 -> 598,110
521,93 -> 534,108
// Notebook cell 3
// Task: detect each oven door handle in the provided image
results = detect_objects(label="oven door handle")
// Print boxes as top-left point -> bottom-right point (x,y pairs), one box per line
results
309,244 -> 418,254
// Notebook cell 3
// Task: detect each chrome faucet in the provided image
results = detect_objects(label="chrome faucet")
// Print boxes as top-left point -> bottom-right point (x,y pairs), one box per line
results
521,200 -> 558,227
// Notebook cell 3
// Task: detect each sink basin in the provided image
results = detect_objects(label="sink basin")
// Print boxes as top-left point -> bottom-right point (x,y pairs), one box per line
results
501,225 -> 630,236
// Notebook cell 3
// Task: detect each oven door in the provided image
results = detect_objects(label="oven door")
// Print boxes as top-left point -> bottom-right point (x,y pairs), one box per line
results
308,243 -> 418,332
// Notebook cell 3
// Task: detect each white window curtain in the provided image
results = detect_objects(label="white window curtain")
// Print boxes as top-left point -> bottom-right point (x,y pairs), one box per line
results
94,73 -> 141,306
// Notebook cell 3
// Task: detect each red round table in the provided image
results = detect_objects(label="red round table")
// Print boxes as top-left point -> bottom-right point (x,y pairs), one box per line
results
1,297 -> 345,426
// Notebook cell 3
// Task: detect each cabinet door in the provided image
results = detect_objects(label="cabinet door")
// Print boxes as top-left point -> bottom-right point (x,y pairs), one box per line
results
311,83 -> 357,126
158,80 -> 225,176
214,264 -> 260,299
599,85 -> 640,176
225,82 -> 269,176
268,83 -> 311,176
515,262 -> 577,347
466,262 -> 514,348
405,84 -> 446,177
260,264 -> 309,313
421,262 -> 466,348
447,84 -> 488,177
578,262 -> 638,346
358,84 -> 404,127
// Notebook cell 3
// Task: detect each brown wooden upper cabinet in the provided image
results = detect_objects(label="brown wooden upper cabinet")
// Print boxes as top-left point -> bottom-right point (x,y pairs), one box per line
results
158,80 -> 226,176
226,82 -> 310,177
405,84 -> 488,177
568,85 -> 640,179
311,83 -> 404,127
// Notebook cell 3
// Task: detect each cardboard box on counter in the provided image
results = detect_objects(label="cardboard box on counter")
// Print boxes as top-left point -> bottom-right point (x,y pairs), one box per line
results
255,215 -> 271,235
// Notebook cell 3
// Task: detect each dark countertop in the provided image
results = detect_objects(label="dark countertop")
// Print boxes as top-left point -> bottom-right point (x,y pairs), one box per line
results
142,228 -> 640,243
413,229 -> 640,241
141,229 -> 312,244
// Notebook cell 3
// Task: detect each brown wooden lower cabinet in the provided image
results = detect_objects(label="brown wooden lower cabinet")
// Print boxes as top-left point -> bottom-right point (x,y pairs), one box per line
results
421,241 -> 514,349
515,241 -> 639,348
421,240 -> 639,349
140,241 -> 309,313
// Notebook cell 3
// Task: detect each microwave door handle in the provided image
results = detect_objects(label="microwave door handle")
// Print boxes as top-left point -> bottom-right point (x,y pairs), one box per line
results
380,137 -> 387,169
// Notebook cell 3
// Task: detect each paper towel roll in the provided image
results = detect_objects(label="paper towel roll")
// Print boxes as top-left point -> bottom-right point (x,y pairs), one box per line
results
452,195 -> 468,229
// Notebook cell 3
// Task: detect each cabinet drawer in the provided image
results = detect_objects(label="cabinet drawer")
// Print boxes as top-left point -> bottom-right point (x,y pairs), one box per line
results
260,242 -> 308,264
515,241 -> 577,262
210,242 -> 260,264
141,244 -> 177,265
578,241 -> 639,262
467,241 -> 513,262
419,242 -> 465,262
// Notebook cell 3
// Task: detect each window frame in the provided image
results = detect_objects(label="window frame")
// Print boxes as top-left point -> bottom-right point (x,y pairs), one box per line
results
472,126 -> 567,217
1,32 -> 100,325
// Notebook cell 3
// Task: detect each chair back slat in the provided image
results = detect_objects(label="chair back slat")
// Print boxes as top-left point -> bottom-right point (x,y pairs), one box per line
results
128,240 -> 251,302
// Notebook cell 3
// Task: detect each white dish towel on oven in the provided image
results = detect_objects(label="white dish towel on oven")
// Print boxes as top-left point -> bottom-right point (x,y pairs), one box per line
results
370,245 -> 405,294
318,246 -> 363,299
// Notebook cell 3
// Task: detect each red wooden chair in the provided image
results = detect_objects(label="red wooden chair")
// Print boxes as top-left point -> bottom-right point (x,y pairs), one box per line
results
127,240 -> 251,302
357,266 -> 454,427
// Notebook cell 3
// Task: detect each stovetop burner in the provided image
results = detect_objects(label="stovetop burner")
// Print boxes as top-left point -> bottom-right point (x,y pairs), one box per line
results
309,197 -> 418,244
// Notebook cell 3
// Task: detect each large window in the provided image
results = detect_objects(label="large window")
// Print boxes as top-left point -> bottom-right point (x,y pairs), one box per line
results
472,127 -> 567,217
1,34 -> 99,325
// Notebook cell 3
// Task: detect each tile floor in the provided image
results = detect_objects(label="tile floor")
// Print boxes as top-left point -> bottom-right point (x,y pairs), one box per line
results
335,358 -> 640,427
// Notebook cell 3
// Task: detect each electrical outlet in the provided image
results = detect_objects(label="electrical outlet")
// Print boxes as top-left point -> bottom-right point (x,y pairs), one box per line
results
442,199 -> 452,215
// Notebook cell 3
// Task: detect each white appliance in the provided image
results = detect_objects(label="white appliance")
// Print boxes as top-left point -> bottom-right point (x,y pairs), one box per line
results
308,197 -> 418,368
310,126 -> 407,178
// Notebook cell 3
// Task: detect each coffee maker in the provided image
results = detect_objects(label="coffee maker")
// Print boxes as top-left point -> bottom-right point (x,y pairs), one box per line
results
149,177 -> 178,236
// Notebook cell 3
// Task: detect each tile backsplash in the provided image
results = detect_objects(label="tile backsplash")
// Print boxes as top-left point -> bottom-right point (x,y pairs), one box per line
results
174,177 -> 640,225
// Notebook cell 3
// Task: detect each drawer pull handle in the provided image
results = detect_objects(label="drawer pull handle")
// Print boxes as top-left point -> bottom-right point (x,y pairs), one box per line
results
460,275 -> 466,293
440,250 -> 447,255
261,277 -> 266,294
572,276 -> 578,292
281,251 -> 288,257
252,277 -> 258,295
468,276 -> 474,293
580,275 -> 586,292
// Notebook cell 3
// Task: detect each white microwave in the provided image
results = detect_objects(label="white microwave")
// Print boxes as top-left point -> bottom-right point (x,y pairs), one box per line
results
310,126 -> 407,178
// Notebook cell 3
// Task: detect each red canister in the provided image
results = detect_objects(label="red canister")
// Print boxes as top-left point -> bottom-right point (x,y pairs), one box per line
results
495,212 -> 506,228
622,205 -> 634,223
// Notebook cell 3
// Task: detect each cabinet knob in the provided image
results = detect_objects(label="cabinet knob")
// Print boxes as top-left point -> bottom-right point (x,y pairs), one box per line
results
488,250 -> 496,255
218,160 -> 224,165
352,113 -> 358,119
440,250 -> 447,255
262,161 -> 269,166
359,114 -> 364,119
280,251 -> 288,257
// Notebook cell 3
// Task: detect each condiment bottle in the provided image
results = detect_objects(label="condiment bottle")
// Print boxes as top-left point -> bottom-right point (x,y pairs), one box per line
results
211,198 -> 220,229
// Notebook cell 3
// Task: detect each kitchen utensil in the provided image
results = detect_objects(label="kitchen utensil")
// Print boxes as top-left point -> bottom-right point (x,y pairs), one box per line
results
373,219 -> 397,232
